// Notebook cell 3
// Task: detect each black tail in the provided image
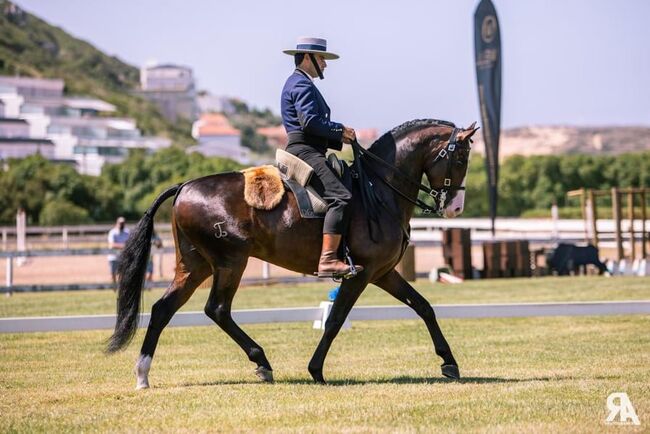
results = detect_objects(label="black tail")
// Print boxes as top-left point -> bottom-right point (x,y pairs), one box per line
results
106,184 -> 181,353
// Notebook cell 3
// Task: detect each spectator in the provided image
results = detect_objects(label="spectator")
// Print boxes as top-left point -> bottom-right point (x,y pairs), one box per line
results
146,231 -> 163,283
108,216 -> 130,288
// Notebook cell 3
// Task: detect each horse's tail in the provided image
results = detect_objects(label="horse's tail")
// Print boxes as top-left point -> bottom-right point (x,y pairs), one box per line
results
106,184 -> 181,353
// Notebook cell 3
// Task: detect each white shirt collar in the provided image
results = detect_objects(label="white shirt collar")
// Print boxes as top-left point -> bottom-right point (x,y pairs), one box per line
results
296,67 -> 313,81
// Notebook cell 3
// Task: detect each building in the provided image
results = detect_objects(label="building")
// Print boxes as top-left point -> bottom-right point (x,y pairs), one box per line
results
0,117 -> 54,159
46,116 -> 170,175
197,93 -> 236,115
0,75 -> 171,174
138,64 -> 198,122
256,125 -> 287,149
189,113 -> 249,163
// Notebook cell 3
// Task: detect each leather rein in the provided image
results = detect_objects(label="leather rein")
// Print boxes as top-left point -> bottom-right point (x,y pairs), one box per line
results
350,128 -> 469,216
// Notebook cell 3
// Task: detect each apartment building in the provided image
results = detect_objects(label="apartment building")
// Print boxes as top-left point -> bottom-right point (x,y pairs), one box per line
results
0,75 -> 171,175
138,64 -> 198,122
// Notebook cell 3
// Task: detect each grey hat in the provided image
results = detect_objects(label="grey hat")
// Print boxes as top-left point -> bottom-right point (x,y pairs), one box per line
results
283,37 -> 339,60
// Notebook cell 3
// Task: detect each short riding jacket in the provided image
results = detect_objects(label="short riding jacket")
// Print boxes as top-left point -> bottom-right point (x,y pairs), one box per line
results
281,68 -> 351,235
281,69 -> 344,153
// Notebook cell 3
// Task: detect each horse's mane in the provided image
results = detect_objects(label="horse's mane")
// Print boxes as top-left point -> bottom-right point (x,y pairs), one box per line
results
369,119 -> 456,152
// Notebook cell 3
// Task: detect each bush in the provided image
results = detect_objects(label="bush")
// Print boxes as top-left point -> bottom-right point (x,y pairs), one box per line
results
39,200 -> 91,225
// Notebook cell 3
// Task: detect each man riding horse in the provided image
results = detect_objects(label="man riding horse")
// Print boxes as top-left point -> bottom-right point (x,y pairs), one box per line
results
108,36 -> 478,388
281,36 -> 363,278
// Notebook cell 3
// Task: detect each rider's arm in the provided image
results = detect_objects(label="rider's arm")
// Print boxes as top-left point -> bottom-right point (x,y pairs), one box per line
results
292,81 -> 344,141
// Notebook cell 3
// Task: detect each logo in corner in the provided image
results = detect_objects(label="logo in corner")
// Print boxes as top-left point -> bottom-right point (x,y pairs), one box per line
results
606,392 -> 640,426
481,15 -> 497,43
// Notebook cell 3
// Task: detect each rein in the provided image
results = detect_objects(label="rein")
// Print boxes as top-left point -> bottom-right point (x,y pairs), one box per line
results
350,128 -> 466,216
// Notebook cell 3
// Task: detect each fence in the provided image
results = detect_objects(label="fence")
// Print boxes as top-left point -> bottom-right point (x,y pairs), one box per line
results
3,218 -> 650,294
4,218 -> 650,250
0,246 -> 323,294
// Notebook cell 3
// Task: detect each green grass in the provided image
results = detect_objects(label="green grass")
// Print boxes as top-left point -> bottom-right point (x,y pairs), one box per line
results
1,277 -> 649,432
1,276 -> 649,318
1,316 -> 648,432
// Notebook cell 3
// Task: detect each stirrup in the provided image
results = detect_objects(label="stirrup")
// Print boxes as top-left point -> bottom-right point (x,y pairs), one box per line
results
314,265 -> 360,280
314,247 -> 361,280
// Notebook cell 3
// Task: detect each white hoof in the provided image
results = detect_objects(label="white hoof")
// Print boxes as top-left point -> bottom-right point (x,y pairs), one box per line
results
135,380 -> 150,390
134,355 -> 152,390
255,366 -> 274,383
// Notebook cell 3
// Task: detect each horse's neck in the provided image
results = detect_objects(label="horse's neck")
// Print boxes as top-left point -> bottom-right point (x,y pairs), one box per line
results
367,133 -> 427,222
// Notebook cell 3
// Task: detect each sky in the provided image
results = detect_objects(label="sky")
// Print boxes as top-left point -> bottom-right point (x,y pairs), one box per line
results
15,0 -> 650,133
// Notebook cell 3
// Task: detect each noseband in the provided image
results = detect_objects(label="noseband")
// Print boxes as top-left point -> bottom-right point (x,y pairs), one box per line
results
351,128 -> 469,216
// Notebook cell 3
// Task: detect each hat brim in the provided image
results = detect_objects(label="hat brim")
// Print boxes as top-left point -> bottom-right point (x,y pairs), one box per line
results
283,49 -> 339,60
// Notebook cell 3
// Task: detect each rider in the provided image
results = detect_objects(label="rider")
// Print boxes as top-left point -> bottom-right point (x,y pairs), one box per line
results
281,37 -> 363,278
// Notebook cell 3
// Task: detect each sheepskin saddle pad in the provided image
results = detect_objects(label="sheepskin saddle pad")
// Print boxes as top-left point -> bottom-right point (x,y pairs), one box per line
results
241,165 -> 285,210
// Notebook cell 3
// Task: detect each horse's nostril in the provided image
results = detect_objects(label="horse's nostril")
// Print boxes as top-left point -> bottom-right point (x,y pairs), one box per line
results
454,207 -> 461,213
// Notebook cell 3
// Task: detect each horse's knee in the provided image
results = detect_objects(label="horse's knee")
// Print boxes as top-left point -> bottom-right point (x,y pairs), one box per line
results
416,302 -> 435,322
204,303 -> 230,327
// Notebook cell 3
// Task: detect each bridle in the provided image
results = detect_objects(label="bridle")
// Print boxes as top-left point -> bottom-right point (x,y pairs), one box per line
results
350,128 -> 470,216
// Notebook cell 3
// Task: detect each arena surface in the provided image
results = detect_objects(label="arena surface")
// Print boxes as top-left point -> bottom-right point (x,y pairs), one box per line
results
1,277 -> 648,432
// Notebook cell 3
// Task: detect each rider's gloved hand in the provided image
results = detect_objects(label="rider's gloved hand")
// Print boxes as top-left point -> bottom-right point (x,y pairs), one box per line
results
342,126 -> 356,144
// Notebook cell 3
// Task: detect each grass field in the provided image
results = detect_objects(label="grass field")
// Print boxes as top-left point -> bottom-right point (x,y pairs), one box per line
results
1,277 -> 649,432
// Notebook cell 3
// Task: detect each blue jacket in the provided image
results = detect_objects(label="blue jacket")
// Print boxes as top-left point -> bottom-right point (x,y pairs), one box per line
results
281,69 -> 343,151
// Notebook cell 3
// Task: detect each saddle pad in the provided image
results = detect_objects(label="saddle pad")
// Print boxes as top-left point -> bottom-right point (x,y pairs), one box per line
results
276,149 -> 313,186
241,165 -> 285,210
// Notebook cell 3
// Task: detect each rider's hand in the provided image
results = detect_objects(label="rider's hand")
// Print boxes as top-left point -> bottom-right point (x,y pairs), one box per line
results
342,126 -> 356,144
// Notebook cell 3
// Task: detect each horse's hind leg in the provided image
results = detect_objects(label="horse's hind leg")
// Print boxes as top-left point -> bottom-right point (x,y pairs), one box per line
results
204,260 -> 274,382
135,248 -> 211,389
374,270 -> 460,379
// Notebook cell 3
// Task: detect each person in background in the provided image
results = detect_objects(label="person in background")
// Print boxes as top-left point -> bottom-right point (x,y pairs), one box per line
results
107,216 -> 130,289
145,231 -> 163,284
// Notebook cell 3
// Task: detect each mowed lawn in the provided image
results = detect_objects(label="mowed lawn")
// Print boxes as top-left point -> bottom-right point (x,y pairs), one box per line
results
1,277 -> 649,432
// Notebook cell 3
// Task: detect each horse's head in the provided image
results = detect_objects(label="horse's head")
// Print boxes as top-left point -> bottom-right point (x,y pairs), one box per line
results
422,122 -> 478,218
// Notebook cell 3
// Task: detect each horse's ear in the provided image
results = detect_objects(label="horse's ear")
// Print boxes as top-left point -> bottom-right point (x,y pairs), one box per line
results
458,122 -> 479,141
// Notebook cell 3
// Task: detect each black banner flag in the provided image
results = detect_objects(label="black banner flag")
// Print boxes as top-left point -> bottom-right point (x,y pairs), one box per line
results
474,0 -> 501,235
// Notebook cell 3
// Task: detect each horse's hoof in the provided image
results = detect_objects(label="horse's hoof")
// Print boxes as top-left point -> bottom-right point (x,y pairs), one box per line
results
135,381 -> 150,390
441,364 -> 460,380
308,368 -> 327,384
255,366 -> 274,383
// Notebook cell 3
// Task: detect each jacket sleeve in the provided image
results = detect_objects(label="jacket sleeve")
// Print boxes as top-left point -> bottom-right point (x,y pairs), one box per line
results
293,80 -> 344,141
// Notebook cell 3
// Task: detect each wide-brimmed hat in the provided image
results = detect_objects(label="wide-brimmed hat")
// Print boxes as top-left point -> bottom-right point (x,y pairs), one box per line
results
283,37 -> 339,60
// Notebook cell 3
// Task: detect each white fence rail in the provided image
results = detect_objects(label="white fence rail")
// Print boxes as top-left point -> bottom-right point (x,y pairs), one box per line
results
2,300 -> 649,333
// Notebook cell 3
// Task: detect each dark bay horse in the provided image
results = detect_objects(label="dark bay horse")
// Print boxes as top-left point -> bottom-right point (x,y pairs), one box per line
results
107,119 -> 478,389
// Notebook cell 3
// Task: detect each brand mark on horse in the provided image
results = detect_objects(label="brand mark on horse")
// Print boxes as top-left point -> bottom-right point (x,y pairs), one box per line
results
213,221 -> 228,238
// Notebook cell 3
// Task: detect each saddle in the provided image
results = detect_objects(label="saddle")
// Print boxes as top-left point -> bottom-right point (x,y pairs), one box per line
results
241,150 -> 349,219
275,149 -> 349,219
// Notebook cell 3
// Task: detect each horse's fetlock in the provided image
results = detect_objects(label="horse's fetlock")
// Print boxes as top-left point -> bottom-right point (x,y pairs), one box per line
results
248,347 -> 266,364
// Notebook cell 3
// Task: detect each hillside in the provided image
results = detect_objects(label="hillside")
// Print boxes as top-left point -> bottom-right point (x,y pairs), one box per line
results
0,0 -> 192,144
472,125 -> 650,159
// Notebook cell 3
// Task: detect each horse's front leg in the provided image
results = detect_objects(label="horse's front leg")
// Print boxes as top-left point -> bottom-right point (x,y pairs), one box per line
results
308,275 -> 368,384
374,269 -> 460,379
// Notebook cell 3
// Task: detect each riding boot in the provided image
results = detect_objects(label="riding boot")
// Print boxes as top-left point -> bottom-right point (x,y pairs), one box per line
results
317,234 -> 364,278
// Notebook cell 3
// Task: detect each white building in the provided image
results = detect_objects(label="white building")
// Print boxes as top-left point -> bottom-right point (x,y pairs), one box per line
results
197,93 -> 236,115
0,118 -> 54,159
0,75 -> 171,174
139,64 -> 198,122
